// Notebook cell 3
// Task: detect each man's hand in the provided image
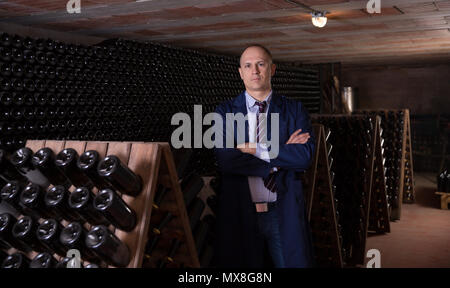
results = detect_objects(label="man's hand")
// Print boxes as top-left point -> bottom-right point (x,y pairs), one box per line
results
237,142 -> 256,155
286,129 -> 310,144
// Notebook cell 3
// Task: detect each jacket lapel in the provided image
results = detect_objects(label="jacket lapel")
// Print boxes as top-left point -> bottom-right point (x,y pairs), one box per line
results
267,91 -> 283,142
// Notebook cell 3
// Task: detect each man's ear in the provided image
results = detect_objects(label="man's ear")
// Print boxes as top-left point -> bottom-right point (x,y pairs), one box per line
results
238,67 -> 244,80
271,63 -> 276,76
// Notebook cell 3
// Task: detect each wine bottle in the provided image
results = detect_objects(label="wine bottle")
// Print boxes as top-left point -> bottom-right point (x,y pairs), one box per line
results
36,219 -> 67,256
152,184 -> 169,211
1,252 -> 31,268
20,183 -> 58,220
150,211 -> 174,236
143,234 -> 160,261
31,148 -> 71,189
29,252 -> 57,268
182,173 -> 204,208
44,185 -> 83,222
85,225 -> 130,267
59,221 -> 99,262
68,187 -> 110,226
77,150 -> 112,190
157,237 -> 182,268
97,155 -> 142,196
0,149 -> 27,184
0,212 -> 31,251
10,147 -> 50,188
193,219 -> 211,257
93,188 -> 137,232
12,216 -> 49,253
55,148 -> 94,189
1,181 -> 26,215
188,198 -> 205,231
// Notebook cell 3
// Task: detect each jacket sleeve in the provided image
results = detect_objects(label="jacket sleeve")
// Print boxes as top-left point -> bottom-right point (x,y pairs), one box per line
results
213,103 -> 271,178
269,101 -> 315,172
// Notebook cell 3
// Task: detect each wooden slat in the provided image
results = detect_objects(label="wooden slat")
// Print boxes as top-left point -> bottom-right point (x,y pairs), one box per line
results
43,140 -> 66,155
115,143 -> 161,268
25,140 -> 46,153
159,143 -> 200,268
85,142 -> 108,158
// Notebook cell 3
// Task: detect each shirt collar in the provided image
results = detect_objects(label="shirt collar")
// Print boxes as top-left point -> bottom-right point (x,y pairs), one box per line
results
245,90 -> 272,110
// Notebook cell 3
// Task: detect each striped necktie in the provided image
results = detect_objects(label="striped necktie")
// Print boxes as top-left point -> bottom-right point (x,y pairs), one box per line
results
254,101 -> 277,193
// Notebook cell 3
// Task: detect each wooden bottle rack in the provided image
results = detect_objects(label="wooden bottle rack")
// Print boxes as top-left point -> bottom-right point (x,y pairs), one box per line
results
303,124 -> 343,267
14,140 -> 200,268
368,117 -> 391,234
310,114 -> 379,266
402,109 -> 415,204
353,109 -> 416,220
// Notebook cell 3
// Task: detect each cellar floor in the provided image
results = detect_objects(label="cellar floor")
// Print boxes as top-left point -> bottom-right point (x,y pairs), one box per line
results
364,172 -> 450,268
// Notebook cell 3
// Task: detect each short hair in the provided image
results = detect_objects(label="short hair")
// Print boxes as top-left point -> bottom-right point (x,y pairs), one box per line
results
239,44 -> 273,66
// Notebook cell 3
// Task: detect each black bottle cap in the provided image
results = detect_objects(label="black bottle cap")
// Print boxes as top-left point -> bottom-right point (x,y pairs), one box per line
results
12,216 -> 33,238
77,150 -> 99,170
93,189 -> 114,211
30,252 -> 55,268
69,187 -> 91,209
20,184 -> 41,206
55,148 -> 77,168
10,147 -> 33,167
0,212 -> 15,233
31,147 -> 54,167
44,185 -> 65,206
2,253 -> 28,268
36,219 -> 58,241
1,181 -> 22,201
85,225 -> 108,249
97,155 -> 118,177
60,222 -> 82,246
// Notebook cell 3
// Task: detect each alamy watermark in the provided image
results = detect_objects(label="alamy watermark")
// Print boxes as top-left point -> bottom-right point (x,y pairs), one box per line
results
170,105 -> 280,159
66,0 -> 81,14
366,249 -> 381,268
367,0 -> 381,14
66,249 -> 81,268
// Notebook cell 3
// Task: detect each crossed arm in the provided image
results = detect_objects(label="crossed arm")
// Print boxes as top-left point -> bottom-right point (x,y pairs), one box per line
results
214,102 -> 315,177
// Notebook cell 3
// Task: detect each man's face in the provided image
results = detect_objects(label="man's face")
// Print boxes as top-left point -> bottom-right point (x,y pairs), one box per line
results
239,47 -> 276,94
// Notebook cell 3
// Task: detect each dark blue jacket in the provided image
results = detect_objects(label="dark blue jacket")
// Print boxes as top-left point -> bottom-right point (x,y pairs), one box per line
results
214,91 -> 315,268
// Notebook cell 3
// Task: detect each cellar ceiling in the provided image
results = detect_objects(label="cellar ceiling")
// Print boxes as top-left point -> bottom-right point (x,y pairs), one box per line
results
1,0 -> 450,65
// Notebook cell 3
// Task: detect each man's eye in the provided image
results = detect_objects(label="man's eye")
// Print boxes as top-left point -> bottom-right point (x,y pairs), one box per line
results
258,63 -> 265,66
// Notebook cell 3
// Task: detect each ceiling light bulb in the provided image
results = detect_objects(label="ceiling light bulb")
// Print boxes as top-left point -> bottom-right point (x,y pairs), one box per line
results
311,11 -> 327,28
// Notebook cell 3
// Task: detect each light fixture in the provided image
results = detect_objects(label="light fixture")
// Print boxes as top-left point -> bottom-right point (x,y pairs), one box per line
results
311,11 -> 328,28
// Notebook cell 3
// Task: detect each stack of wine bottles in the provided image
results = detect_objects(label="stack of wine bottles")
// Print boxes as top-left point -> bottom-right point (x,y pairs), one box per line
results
354,110 -> 415,217
311,115 -> 376,266
0,31 -> 320,177
142,147 -> 209,268
0,146 -> 143,268
303,124 -> 344,267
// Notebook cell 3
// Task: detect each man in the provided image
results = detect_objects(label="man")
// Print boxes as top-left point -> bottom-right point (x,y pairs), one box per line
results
213,44 -> 315,268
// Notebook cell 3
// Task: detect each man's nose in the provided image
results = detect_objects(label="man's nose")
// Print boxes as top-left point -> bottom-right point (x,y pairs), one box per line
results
252,65 -> 260,74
